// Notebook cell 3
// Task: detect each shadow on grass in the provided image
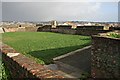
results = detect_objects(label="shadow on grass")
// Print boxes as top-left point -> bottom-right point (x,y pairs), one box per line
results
27,44 -> 91,64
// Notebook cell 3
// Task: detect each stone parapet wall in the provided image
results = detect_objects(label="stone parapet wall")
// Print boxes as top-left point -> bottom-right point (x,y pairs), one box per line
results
3,27 -> 38,32
39,25 -> 51,32
91,35 -> 120,78
50,28 -> 111,35
4,27 -> 18,32
25,27 -> 38,32
57,29 -> 76,35
17,27 -> 26,32
76,29 -> 111,36
3,25 -> 112,35
76,26 -> 104,30
1,44 -> 64,79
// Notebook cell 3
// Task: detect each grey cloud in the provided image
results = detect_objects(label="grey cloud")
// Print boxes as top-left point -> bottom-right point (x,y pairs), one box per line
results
0,2 -> 2,21
2,2 -> 118,22
2,0 -> 120,2
118,1 -> 120,22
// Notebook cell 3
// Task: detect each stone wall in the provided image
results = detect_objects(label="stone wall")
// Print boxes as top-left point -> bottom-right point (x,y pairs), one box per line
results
25,27 -> 38,32
1,44 -> 64,79
57,29 -> 76,35
4,27 -> 18,32
4,27 -> 38,32
51,28 -> 59,33
109,27 -> 120,30
50,29 -> 111,36
76,26 -> 111,36
38,25 -> 52,32
17,27 -> 26,32
57,25 -> 72,29
91,35 -> 120,78
76,29 -> 111,36
38,25 -> 111,35
4,24 -> 111,35
77,26 -> 104,30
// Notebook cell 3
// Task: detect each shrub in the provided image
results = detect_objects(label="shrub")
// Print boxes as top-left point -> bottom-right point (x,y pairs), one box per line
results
107,32 -> 120,38
0,59 -> 11,80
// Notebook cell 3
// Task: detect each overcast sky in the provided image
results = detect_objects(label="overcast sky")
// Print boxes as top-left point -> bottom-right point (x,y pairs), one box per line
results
0,2 -> 2,21
1,0 -> 119,22
118,2 -> 120,22
1,0 -> 120,2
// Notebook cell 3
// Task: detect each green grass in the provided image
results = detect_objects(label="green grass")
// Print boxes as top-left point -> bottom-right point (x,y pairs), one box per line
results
3,32 -> 91,64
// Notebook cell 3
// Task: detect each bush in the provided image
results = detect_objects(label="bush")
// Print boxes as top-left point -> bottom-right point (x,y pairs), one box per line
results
107,32 -> 120,38
0,59 -> 11,80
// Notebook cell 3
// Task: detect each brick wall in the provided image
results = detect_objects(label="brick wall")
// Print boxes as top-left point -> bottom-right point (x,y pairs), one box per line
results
91,35 -> 120,78
1,44 -> 64,79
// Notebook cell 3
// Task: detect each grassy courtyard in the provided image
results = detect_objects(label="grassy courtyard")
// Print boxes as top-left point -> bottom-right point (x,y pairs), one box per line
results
3,32 -> 91,64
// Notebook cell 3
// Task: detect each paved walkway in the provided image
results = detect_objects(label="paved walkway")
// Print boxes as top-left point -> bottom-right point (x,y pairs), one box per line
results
46,46 -> 91,78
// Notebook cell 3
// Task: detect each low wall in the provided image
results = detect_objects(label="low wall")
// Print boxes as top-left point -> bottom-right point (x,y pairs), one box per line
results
1,44 -> 64,79
50,28 -> 111,35
50,28 -> 76,34
77,26 -> 104,30
4,27 -> 18,32
39,25 -> 51,32
51,28 -> 59,33
109,27 -> 120,30
91,35 -> 120,78
17,27 -> 25,32
57,29 -> 76,34
25,27 -> 38,32
57,25 -> 72,29
3,26 -> 111,35
76,29 -> 111,36
4,27 -> 38,32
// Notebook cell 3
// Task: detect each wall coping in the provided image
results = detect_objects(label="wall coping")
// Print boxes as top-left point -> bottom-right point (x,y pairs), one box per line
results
1,43 -> 64,79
